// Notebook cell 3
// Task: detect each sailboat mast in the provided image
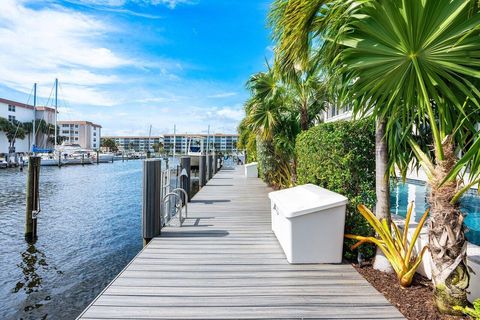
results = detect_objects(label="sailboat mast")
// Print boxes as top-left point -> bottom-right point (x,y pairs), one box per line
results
207,125 -> 210,154
54,78 -> 58,149
173,124 -> 176,158
147,124 -> 152,152
32,83 -> 37,153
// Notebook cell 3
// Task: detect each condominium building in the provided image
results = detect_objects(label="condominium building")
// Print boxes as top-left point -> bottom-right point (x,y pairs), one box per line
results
0,98 -> 56,154
102,136 -> 163,152
163,133 -> 239,154
58,121 -> 102,150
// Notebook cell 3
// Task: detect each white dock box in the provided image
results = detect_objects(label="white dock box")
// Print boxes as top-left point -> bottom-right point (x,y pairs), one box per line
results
244,162 -> 258,178
269,184 -> 348,264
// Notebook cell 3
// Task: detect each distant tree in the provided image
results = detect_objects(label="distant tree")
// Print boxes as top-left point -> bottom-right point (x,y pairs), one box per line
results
0,117 -> 26,152
101,138 -> 119,152
152,142 -> 164,153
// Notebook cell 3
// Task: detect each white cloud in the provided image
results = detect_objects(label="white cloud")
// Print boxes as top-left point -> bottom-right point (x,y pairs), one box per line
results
216,107 -> 244,121
0,0 -> 134,105
70,0 -> 195,9
207,92 -> 238,99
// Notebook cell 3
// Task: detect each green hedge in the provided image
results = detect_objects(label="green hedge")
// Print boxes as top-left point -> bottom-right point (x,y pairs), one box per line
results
295,119 -> 376,260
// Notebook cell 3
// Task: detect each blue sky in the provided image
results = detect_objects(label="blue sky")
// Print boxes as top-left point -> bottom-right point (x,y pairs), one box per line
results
0,0 -> 273,135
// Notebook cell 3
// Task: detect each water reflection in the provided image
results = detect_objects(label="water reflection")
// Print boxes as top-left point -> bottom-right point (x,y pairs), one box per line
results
0,161 -> 144,319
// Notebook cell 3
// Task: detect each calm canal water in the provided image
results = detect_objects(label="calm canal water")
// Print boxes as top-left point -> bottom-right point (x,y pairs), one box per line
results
0,160 -> 146,319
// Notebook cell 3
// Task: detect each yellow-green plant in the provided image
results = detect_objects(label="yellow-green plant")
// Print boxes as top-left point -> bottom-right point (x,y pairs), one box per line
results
345,202 -> 429,287
454,299 -> 480,319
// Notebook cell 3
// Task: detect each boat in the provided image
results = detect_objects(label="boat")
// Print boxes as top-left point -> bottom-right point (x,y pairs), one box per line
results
58,144 -> 94,165
95,153 -> 114,163
187,136 -> 204,167
0,159 -> 7,169
39,154 -> 60,166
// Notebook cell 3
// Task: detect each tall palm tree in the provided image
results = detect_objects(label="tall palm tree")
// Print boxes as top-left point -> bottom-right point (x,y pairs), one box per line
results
269,0 -> 394,272
270,0 -> 480,313
336,1 -> 480,312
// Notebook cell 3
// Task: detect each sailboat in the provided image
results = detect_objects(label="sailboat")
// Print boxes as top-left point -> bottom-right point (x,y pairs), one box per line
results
38,78 -> 62,166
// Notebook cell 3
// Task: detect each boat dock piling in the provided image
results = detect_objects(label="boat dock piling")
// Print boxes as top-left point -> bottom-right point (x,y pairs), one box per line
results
142,159 -> 163,246
180,156 -> 191,203
199,154 -> 206,187
25,156 -> 41,242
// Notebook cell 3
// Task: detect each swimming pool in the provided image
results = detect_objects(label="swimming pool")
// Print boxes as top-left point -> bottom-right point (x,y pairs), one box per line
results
390,180 -> 480,246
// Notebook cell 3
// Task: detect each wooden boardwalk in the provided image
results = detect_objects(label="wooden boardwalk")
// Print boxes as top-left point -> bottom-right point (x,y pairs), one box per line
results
78,166 -> 404,319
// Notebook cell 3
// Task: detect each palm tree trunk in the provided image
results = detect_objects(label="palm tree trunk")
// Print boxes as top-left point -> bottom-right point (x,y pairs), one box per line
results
429,138 -> 469,314
373,118 -> 393,272
300,104 -> 309,131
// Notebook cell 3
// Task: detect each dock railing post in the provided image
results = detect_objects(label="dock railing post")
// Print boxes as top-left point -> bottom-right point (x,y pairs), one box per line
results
96,150 -> 100,164
199,154 -> 206,187
180,156 -> 191,202
142,159 -> 162,246
25,156 -> 40,242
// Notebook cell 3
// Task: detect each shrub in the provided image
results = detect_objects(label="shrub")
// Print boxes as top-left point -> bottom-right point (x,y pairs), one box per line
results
295,119 -> 376,260
257,137 -> 292,189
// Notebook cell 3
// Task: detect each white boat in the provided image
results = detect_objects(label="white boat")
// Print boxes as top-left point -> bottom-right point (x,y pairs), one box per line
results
58,144 -> 95,165
96,153 -> 114,163
0,159 -> 7,169
187,136 -> 204,167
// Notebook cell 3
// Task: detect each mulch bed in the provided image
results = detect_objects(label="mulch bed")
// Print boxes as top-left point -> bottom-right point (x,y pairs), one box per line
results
353,262 -> 466,320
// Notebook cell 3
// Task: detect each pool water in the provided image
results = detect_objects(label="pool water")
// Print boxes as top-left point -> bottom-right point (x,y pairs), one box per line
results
391,180 -> 480,246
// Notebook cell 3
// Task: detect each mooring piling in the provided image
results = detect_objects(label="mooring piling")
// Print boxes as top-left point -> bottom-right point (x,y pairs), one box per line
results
25,156 -> 41,242
180,156 -> 191,203
199,154 -> 207,187
207,153 -> 213,180
142,159 -> 162,246
213,153 -> 218,174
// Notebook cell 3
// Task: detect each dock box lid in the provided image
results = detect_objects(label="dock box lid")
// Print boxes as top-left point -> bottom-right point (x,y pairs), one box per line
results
268,184 -> 348,218
245,162 -> 258,167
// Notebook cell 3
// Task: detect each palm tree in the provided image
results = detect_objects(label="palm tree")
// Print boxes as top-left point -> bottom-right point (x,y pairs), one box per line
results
336,1 -> 480,312
0,117 -> 26,152
269,0 -> 394,272
270,0 -> 480,313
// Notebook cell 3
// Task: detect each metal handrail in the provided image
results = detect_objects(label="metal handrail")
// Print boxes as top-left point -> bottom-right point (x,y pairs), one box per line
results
163,192 -> 184,226
172,188 -> 188,219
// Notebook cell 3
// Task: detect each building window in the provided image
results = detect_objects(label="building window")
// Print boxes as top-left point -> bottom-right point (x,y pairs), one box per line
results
75,137 -> 78,141
75,125 -> 79,128
75,131 -> 78,134
93,132 -> 96,136
8,105 -> 15,112
8,115 -> 15,122
93,138 -> 97,142
62,124 -> 69,127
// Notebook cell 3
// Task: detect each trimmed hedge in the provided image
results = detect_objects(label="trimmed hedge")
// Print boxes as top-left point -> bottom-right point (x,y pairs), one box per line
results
295,119 -> 376,260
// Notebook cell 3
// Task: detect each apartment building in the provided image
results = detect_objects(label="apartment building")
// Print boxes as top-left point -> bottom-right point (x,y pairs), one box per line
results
58,121 -> 102,150
102,136 -> 163,152
0,98 -> 56,154
163,133 -> 239,154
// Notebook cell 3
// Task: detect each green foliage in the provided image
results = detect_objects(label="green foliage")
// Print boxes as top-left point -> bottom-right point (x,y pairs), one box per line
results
102,138 -> 119,152
454,298 -> 480,319
152,142 -> 163,153
0,117 -> 26,149
295,119 -> 376,260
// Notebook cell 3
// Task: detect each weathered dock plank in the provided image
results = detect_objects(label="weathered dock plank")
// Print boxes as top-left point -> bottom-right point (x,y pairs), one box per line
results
78,166 -> 404,319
